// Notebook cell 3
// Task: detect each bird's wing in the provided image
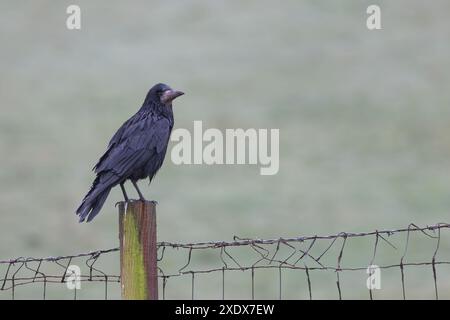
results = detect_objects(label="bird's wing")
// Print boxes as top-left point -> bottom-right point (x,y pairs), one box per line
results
93,113 -> 144,172
94,115 -> 172,177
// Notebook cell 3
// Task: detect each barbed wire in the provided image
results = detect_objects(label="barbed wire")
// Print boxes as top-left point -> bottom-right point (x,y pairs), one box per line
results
1,222 -> 449,299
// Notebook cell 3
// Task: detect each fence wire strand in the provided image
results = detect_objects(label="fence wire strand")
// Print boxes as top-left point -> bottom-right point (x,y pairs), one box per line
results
1,222 -> 449,299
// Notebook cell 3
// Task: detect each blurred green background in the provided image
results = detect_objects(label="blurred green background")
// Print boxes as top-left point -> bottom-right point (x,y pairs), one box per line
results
1,0 -> 450,299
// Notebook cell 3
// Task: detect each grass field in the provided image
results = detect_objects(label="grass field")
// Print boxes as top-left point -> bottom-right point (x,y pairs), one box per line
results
1,0 -> 450,299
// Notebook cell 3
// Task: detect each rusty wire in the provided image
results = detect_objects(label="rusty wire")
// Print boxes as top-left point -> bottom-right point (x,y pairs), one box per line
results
1,222 -> 449,299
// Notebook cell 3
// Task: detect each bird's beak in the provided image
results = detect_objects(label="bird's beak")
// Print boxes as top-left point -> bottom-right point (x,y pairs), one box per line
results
161,89 -> 184,104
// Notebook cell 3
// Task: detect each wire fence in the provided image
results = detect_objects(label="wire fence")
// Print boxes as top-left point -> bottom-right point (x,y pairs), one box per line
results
1,222 -> 449,299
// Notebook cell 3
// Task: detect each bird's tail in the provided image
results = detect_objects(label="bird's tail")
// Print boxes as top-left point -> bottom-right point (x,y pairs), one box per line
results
76,174 -> 116,222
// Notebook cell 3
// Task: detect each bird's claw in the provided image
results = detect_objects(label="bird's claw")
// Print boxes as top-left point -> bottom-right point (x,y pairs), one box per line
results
115,201 -> 126,207
115,199 -> 157,207
115,199 -> 135,207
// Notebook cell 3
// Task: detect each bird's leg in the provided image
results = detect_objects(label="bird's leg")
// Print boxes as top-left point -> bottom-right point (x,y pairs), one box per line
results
132,180 -> 146,201
120,182 -> 129,202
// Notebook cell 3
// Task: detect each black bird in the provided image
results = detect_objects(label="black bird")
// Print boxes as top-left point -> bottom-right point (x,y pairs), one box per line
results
76,83 -> 184,222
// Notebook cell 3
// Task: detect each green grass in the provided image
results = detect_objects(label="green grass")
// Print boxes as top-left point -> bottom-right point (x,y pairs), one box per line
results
1,0 -> 450,299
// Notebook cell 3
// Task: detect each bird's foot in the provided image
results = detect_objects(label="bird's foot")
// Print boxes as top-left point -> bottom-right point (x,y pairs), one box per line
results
115,201 -> 124,207
115,199 -> 157,207
115,199 -> 139,207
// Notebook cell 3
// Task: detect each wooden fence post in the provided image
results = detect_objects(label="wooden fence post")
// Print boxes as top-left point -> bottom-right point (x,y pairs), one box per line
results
118,200 -> 158,300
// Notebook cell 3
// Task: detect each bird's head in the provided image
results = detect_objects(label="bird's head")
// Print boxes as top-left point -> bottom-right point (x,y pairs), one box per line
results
145,83 -> 184,106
